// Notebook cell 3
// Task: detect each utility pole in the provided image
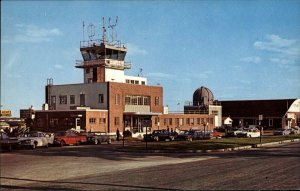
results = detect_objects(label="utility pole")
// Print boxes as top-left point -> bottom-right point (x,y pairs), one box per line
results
259,115 -> 263,144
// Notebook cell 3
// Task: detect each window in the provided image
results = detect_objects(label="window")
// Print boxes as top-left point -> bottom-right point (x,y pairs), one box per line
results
135,80 -> 139,84
141,81 -> 145,85
138,97 -> 143,105
164,119 -> 167,126
98,94 -> 104,103
125,96 -> 131,105
197,118 -> 200,125
155,117 -> 159,125
176,118 -> 179,126
130,80 -> 134,84
37,119 -> 44,128
126,79 -> 130,84
59,95 -> 67,104
115,94 -> 120,105
155,97 -> 160,106
70,95 -> 75,104
115,117 -> 120,126
169,118 -> 172,126
124,95 -> 151,106
89,118 -> 96,124
99,118 -> 106,124
190,118 -> 194,125
144,97 -> 150,105
50,118 -> 58,128
186,118 -> 190,125
86,68 -> 90,74
269,119 -> 273,126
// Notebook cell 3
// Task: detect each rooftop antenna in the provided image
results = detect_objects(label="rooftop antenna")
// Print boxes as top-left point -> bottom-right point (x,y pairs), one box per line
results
102,17 -> 107,44
138,68 -> 143,77
87,23 -> 95,40
108,16 -> 118,43
82,21 -> 85,42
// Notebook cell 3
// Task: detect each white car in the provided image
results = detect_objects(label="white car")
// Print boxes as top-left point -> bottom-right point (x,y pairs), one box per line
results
237,129 -> 261,138
19,131 -> 49,149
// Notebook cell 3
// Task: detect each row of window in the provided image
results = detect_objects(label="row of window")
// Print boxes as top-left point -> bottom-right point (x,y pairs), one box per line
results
56,94 -> 160,106
58,95 -> 76,105
125,79 -> 146,85
89,118 -> 106,124
125,95 -> 150,106
156,117 -> 213,126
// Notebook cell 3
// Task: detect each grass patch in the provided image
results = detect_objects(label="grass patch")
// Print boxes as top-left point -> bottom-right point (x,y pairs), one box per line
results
116,134 -> 300,151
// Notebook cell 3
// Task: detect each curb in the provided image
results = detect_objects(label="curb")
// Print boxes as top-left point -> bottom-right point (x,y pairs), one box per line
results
253,138 -> 300,148
116,138 -> 300,153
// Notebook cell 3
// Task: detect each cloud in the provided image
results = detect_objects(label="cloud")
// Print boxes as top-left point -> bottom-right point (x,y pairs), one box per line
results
254,34 -> 300,57
7,52 -> 20,69
240,56 -> 262,64
3,24 -> 63,43
54,64 -> 63,69
127,43 -> 148,56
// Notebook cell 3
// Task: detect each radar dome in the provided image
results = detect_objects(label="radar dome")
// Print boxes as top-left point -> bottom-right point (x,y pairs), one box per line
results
193,86 -> 214,107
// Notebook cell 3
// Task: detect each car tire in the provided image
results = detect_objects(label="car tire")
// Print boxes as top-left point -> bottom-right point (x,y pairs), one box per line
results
94,139 -> 99,145
188,137 -> 193,142
32,143 -> 37,149
170,136 -> 174,141
60,141 -> 65,147
154,136 -> 159,142
8,144 -> 12,152
76,141 -> 81,146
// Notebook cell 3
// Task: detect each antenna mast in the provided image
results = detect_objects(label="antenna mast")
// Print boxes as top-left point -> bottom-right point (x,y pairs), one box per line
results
82,21 -> 85,42
102,17 -> 107,44
108,16 -> 118,43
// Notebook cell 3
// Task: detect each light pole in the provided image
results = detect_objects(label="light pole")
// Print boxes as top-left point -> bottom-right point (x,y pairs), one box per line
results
259,115 -> 263,144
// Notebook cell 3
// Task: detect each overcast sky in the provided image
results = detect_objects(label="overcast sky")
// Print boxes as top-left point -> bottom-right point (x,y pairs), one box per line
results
1,0 -> 300,116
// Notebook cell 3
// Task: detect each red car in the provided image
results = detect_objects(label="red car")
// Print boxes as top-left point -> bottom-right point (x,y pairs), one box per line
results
54,131 -> 87,146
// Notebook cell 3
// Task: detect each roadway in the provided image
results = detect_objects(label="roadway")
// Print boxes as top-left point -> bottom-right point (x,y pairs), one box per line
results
1,141 -> 299,190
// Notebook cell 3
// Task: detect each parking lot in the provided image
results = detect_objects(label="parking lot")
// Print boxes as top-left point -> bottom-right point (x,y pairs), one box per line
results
1,141 -> 300,190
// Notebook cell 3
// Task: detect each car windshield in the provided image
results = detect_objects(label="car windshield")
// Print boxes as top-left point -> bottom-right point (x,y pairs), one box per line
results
55,132 -> 66,136
29,132 -> 39,137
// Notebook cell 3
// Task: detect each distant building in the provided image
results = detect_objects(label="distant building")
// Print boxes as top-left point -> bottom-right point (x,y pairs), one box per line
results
220,99 -> 300,129
0,110 -> 12,118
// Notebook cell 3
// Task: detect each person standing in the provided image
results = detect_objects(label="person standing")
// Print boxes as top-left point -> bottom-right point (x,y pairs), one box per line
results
116,128 -> 120,141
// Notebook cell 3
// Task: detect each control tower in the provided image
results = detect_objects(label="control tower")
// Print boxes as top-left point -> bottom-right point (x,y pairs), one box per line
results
75,17 -> 131,83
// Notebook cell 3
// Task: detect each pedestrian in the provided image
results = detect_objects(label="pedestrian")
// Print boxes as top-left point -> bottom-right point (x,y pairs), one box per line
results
116,128 -> 120,141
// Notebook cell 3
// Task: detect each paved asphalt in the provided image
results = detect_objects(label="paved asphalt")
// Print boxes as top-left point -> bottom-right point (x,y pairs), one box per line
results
1,141 -> 299,190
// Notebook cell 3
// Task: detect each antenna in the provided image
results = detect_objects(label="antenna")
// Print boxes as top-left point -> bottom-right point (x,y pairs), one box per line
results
138,68 -> 143,77
87,23 -> 95,40
102,17 -> 107,44
108,16 -> 118,43
82,21 -> 85,42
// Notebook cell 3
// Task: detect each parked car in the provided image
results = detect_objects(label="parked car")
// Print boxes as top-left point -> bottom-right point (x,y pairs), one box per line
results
212,130 -> 223,138
0,132 -> 19,152
273,128 -> 292,136
226,128 -> 244,137
19,131 -> 49,149
87,132 -> 116,144
291,126 -> 300,134
176,130 -> 210,141
144,130 -> 177,142
176,130 -> 194,141
236,128 -> 261,138
53,130 -> 87,146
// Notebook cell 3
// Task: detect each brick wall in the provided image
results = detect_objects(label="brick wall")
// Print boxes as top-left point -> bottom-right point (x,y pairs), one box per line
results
108,82 -> 163,133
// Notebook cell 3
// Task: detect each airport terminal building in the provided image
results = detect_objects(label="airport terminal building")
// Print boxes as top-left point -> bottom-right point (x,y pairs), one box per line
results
33,20 -> 220,134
